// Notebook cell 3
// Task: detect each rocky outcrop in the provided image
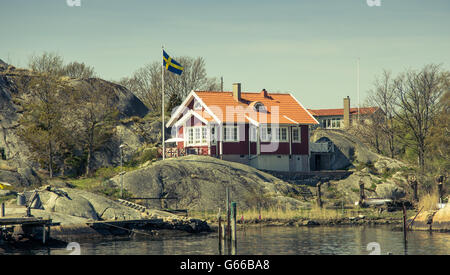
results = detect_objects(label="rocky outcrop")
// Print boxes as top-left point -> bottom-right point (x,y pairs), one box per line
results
375,183 -> 406,201
311,129 -> 406,172
431,204 -> 450,231
0,63 -> 150,177
409,204 -> 450,232
0,161 -> 41,187
109,155 -> 310,211
3,186 -> 143,224
312,129 -> 379,169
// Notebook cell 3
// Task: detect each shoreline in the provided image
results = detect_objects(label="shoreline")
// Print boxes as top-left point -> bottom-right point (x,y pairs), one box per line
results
208,215 -> 404,230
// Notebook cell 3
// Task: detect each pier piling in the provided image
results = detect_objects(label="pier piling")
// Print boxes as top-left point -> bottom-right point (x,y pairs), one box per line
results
402,203 -> 407,241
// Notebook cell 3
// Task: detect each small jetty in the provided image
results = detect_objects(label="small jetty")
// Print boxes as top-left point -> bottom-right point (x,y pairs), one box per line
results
0,216 -> 60,244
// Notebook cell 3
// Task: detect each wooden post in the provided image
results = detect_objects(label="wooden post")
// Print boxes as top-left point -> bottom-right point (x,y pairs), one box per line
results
316,181 -> 323,208
226,187 -> 230,241
218,214 -> 223,255
231,202 -> 237,242
231,202 -> 237,255
359,179 -> 366,207
42,225 -> 46,245
402,203 -> 407,242
1,203 -> 5,217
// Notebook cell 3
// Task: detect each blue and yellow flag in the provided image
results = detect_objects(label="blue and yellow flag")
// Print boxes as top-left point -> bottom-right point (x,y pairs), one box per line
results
163,50 -> 184,75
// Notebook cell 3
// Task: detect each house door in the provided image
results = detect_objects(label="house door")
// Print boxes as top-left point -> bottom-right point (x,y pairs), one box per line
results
315,154 -> 321,171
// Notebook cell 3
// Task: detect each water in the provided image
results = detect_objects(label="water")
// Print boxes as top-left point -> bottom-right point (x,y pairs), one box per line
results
5,225 -> 450,255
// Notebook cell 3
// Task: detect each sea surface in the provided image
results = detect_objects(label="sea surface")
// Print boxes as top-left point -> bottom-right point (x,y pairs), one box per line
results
5,225 -> 450,255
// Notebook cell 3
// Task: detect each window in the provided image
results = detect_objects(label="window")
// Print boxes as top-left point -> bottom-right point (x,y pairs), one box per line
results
194,100 -> 202,110
261,126 -> 288,142
187,128 -> 194,145
249,126 -> 257,142
186,126 -> 208,146
292,127 -> 301,143
210,126 -> 217,145
280,127 -> 288,142
202,127 -> 207,143
253,102 -> 266,112
260,126 -> 268,142
322,118 -> 342,129
224,126 -> 239,142
194,127 -> 201,144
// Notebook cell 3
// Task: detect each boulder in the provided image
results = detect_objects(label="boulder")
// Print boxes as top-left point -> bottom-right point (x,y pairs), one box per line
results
37,187 -> 142,222
409,210 -> 436,231
109,155 -> 310,211
329,172 -> 377,204
375,183 -> 406,200
432,204 -> 450,231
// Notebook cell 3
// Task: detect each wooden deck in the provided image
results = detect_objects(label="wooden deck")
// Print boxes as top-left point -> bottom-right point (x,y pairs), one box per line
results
0,216 -> 58,226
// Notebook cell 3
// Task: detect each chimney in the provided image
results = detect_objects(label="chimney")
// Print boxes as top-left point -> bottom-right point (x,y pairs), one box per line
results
260,89 -> 269,98
232,83 -> 241,102
343,96 -> 350,128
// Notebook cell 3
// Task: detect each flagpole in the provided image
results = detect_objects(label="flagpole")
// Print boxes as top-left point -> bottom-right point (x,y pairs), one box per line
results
357,57 -> 360,123
162,46 -> 165,160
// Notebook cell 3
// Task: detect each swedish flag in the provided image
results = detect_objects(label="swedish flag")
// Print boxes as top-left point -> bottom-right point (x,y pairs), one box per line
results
163,50 -> 184,75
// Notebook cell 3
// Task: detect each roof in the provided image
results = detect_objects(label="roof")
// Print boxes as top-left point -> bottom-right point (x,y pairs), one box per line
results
188,91 -> 318,125
308,107 -> 379,117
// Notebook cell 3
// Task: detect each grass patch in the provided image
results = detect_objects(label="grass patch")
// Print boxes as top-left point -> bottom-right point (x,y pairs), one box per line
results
95,166 -> 138,180
68,177 -> 132,199
418,192 -> 440,211
189,205 -> 376,223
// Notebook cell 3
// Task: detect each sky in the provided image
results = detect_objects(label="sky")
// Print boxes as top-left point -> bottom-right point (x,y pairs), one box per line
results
1,0 -> 449,109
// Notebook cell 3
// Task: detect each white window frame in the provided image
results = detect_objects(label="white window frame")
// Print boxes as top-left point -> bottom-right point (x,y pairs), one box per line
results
273,127 -> 288,142
187,127 -> 194,145
185,126 -> 209,146
223,125 -> 239,142
249,125 -> 257,142
292,126 -> 301,143
210,126 -> 217,145
201,127 -> 207,144
260,126 -> 288,142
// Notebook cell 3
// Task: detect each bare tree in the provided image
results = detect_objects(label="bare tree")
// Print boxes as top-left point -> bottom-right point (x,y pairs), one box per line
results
28,52 -> 64,76
119,56 -> 220,112
18,75 -> 70,178
367,70 -> 398,158
70,80 -> 118,176
393,64 -> 449,172
62,61 -> 96,79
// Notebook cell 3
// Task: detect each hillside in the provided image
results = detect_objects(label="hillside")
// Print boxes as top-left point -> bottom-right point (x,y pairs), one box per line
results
0,60 -> 154,184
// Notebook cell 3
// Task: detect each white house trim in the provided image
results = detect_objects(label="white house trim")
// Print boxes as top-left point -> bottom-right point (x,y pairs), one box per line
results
167,90 -> 222,127
245,115 -> 260,127
174,110 -> 209,128
283,115 -> 299,125
288,93 -> 320,125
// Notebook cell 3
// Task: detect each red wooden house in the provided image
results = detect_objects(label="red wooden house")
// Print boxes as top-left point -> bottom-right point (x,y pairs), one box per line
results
166,83 -> 319,172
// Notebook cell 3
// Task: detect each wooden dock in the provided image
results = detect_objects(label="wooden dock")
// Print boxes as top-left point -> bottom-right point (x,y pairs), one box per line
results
0,216 -> 60,244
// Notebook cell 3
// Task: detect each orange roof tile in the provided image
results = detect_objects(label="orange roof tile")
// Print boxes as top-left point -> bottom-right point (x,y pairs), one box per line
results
308,107 -> 379,117
193,91 -> 318,125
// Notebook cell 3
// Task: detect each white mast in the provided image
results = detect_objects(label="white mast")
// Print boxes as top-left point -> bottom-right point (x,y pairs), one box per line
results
357,57 -> 360,122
